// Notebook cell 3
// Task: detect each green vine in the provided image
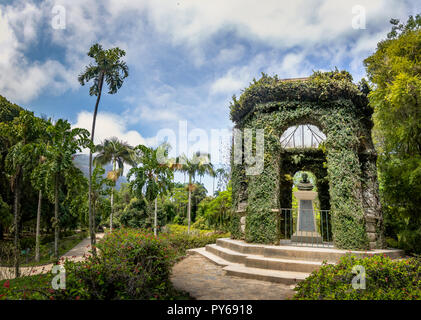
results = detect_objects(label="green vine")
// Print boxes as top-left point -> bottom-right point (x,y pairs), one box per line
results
230,71 -> 383,249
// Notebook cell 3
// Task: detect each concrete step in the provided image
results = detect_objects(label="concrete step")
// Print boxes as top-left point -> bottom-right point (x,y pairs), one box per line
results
224,264 -> 309,285
205,244 -> 247,264
216,238 -> 264,255
245,256 -> 323,273
217,238 -> 404,262
187,247 -> 233,267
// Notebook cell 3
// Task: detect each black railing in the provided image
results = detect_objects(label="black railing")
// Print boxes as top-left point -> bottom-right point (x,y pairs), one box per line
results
278,208 -> 332,248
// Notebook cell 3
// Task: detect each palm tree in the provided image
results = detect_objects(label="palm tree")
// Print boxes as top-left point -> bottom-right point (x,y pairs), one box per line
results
93,137 -> 135,232
78,43 -> 129,251
128,144 -> 174,236
42,119 -> 90,258
0,111 -> 42,277
176,152 -> 214,234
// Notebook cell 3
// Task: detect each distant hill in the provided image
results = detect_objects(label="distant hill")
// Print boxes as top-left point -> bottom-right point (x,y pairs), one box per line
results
73,154 -> 128,190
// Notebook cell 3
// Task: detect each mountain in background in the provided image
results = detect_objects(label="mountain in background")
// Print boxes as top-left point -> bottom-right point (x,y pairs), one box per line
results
73,154 -> 128,190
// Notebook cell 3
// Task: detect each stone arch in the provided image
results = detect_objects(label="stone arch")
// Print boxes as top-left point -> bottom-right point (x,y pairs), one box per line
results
230,74 -> 384,250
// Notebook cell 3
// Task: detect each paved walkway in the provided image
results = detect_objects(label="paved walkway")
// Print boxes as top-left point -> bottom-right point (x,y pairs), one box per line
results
0,233 -> 104,280
170,254 -> 296,300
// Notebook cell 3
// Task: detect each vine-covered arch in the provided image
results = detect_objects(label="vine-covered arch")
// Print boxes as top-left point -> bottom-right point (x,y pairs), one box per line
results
230,72 -> 385,250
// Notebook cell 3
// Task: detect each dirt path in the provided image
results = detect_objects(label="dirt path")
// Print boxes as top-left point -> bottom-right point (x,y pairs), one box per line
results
0,233 -> 104,280
170,254 -> 296,300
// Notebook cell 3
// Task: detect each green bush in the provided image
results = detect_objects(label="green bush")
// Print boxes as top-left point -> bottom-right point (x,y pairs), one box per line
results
161,224 -> 230,256
52,228 -> 177,300
294,254 -> 421,300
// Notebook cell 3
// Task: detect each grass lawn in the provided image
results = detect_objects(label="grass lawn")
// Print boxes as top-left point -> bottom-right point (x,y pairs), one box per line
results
0,231 -> 88,267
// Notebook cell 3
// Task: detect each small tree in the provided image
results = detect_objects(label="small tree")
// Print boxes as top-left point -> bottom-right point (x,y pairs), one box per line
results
175,153 -> 214,234
128,144 -> 174,236
94,137 -> 135,231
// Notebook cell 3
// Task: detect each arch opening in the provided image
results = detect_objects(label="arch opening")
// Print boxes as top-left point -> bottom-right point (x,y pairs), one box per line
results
280,124 -> 326,149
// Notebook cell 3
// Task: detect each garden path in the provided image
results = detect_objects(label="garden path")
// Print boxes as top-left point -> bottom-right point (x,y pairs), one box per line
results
170,254 -> 296,300
0,233 -> 104,280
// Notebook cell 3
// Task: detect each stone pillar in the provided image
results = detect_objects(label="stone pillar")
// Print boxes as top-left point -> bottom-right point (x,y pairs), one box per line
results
291,190 -> 323,244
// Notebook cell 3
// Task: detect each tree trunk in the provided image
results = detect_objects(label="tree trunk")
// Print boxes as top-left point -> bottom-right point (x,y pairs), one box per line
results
187,175 -> 192,234
54,175 -> 59,258
110,157 -> 116,232
110,186 -> 114,232
88,72 -> 104,254
13,172 -> 21,278
35,189 -> 42,262
154,197 -> 158,237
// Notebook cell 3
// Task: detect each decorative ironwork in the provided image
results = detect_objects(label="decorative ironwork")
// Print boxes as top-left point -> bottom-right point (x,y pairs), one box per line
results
280,125 -> 326,148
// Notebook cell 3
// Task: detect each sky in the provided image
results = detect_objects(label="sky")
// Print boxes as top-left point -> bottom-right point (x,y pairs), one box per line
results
0,0 -> 420,193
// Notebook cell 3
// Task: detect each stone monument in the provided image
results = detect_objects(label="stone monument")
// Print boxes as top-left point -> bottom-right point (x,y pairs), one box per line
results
291,173 -> 323,244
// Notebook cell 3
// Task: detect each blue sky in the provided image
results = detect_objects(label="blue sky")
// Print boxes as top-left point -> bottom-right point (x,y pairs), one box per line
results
1,0 -> 420,193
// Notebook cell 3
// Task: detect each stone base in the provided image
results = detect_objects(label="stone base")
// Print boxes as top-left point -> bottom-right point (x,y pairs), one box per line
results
291,231 -> 323,244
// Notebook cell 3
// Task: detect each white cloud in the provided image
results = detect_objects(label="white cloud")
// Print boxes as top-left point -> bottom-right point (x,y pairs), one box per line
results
0,0 -> 418,105
72,110 -> 155,151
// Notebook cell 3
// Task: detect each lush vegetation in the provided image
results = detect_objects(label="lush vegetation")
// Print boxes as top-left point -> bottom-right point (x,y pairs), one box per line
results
364,15 -> 421,254
230,70 -> 377,249
0,227 -> 228,300
294,254 -> 421,300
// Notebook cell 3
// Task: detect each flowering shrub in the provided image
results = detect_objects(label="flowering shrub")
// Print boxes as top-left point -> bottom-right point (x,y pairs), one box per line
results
0,274 -> 54,300
53,228 -> 178,300
294,254 -> 421,300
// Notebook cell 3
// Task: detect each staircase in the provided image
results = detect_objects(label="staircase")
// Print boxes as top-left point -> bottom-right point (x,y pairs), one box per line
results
188,238 -> 404,285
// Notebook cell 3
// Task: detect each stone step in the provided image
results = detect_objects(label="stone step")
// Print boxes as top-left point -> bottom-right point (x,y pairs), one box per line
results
187,247 -> 233,267
216,238 -> 404,262
205,244 -> 247,264
224,264 -> 309,285
245,256 -> 323,273
216,238 -> 264,255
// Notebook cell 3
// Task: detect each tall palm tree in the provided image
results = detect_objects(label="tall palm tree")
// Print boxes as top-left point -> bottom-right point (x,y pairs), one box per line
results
42,119 -> 90,258
78,43 -> 129,251
94,137 -> 135,232
176,152 -> 214,234
128,143 -> 174,236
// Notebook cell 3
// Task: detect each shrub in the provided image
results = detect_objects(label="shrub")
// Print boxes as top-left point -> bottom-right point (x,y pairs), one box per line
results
53,228 -> 177,300
294,254 -> 421,300
161,224 -> 230,256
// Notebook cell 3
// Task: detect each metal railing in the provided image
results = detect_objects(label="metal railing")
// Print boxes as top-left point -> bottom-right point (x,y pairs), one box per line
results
278,208 -> 333,248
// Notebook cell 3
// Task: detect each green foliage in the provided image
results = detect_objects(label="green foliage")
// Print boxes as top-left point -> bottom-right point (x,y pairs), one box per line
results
294,254 -> 421,300
231,71 -> 377,248
0,95 -> 23,123
229,71 -> 370,123
364,15 -> 421,254
0,273 -> 54,300
195,184 -> 232,231
119,197 -> 149,228
78,43 -> 129,96
161,224 -> 230,256
52,228 -> 177,300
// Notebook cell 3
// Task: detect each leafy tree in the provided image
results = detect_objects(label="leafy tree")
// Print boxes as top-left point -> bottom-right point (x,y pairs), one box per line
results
364,15 -> 421,253
0,111 -> 42,277
91,165 -> 112,230
175,153 -> 214,234
78,43 -> 129,251
94,137 -> 135,231
128,144 -> 174,236
195,183 -> 232,231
